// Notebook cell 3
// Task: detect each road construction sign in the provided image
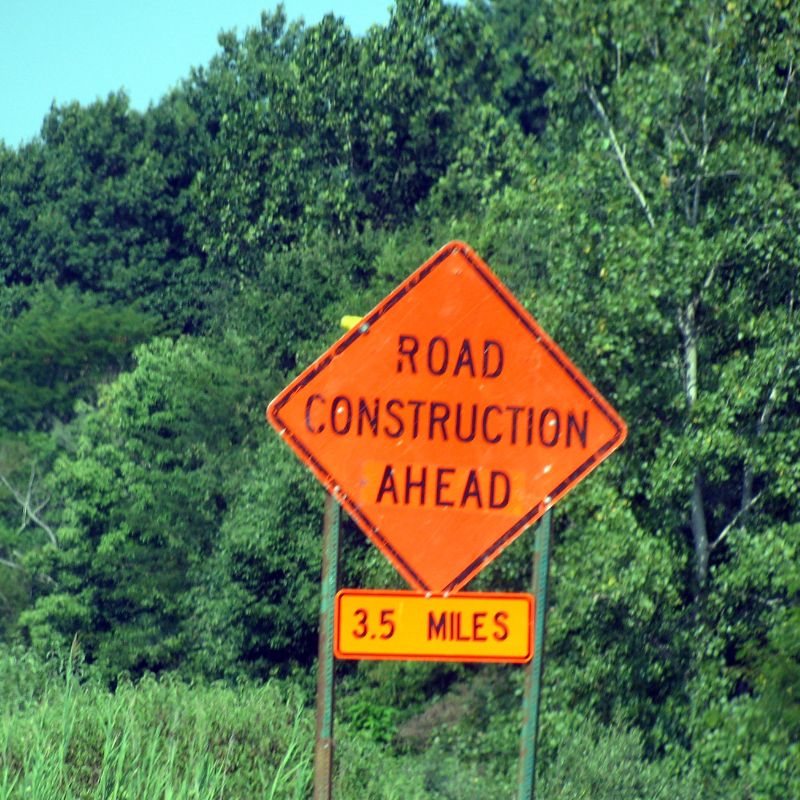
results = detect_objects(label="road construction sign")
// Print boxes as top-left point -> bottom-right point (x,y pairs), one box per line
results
268,242 -> 626,592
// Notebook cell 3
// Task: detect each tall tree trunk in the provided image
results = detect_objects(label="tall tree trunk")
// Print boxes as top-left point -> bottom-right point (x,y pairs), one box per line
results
691,474 -> 709,588
679,303 -> 709,590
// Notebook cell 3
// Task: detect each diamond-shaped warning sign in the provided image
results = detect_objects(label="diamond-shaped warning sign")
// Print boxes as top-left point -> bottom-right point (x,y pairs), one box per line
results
268,242 -> 626,592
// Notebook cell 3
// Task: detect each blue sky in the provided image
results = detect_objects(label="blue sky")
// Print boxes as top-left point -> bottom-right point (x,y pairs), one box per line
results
0,1 -> 393,148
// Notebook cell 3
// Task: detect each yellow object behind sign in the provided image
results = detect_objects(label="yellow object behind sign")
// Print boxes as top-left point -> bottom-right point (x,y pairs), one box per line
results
340,315 -> 363,331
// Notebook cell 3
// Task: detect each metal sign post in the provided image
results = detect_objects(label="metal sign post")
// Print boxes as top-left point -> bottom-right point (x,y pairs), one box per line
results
313,492 -> 340,800
517,509 -> 553,800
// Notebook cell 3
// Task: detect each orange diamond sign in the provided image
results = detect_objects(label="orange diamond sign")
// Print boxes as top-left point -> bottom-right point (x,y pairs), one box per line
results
267,242 -> 626,592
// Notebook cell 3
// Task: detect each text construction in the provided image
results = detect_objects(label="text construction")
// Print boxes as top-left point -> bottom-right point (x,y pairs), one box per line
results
304,392 -> 590,449
301,335 -> 592,516
334,589 -> 534,663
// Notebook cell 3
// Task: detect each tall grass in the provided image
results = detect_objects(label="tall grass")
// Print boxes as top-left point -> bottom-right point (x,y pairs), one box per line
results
1,645 -> 701,799
0,646 -> 312,799
0,644 -> 510,799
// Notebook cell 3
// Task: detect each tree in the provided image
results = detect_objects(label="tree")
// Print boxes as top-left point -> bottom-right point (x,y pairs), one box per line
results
473,0 -> 549,135
0,285 -> 157,430
185,435 -> 324,678
188,1 -> 510,284
19,336 -> 258,677
482,0 -> 799,588
0,93 -> 208,329
463,0 -> 800,780
0,461 -> 51,639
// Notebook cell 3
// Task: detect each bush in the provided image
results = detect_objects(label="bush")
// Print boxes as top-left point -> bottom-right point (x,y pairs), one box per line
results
538,714 -> 697,800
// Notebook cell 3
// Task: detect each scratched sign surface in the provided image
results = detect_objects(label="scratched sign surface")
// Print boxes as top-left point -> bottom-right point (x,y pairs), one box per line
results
267,242 -> 626,592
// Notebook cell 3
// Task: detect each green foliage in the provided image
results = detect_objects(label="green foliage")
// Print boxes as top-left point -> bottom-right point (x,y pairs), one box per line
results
0,428 -> 79,640
188,0 -> 510,282
337,659 -> 460,748
538,715 -> 698,799
1,647 -> 520,800
475,0 -> 549,135
539,481 -> 687,747
186,435 -> 324,678
0,647 -> 314,799
209,229 -> 379,380
0,285 -> 157,430
0,1 -> 798,794
0,93 -> 207,328
0,644 -> 58,713
334,728 -> 512,800
686,522 -> 800,799
20,337 -> 258,678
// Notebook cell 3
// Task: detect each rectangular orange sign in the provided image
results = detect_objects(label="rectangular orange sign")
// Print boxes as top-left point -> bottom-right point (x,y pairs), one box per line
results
334,589 -> 534,663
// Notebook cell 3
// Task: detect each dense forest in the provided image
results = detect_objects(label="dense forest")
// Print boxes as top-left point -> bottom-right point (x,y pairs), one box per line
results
1,0 -> 798,796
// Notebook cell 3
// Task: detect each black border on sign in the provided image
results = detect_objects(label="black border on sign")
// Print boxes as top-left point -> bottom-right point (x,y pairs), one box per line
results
268,242 -> 626,593
333,589 -> 534,663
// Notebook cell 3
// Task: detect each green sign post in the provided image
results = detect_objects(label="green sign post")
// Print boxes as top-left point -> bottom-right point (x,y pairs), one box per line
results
517,509 -> 553,799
